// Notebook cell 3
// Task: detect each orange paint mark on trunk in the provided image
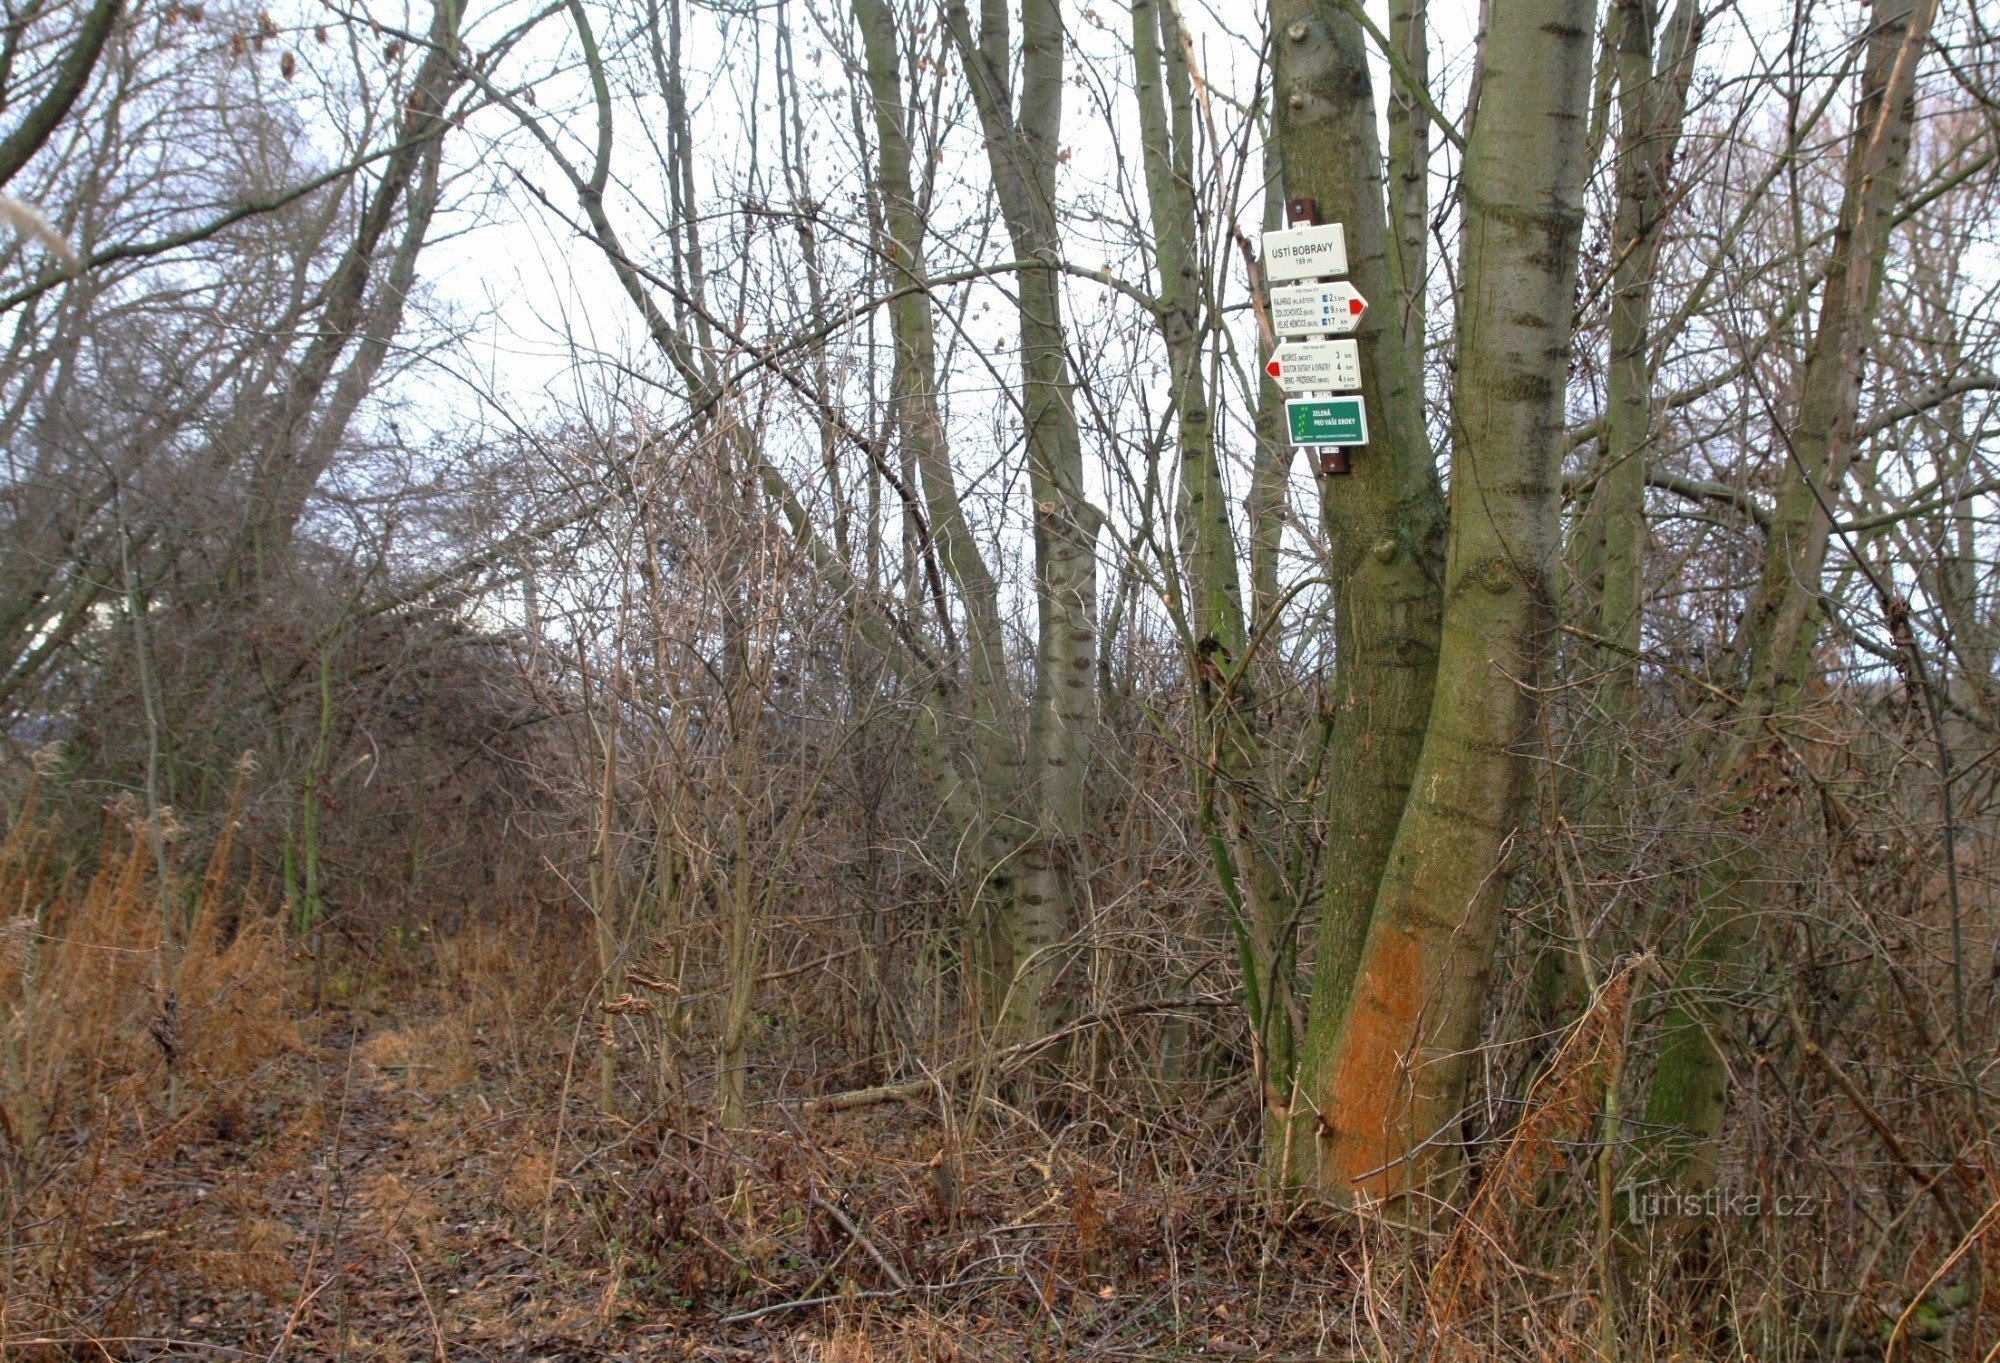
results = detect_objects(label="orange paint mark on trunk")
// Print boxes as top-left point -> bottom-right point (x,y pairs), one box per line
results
1318,925 -> 1427,1198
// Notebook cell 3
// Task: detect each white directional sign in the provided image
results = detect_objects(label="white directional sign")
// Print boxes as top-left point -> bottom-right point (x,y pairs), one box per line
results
1266,339 -> 1362,393
1270,281 -> 1368,337
1261,223 -> 1349,283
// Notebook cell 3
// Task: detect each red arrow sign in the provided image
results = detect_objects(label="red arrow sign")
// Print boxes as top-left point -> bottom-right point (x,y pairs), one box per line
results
1267,340 -> 1362,393
1270,281 -> 1368,337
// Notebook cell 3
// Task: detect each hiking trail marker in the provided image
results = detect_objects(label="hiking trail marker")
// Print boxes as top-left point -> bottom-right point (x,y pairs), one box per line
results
1263,198 -> 1367,474
1268,281 -> 1369,337
1267,339 -> 1362,394
1285,395 -> 1369,447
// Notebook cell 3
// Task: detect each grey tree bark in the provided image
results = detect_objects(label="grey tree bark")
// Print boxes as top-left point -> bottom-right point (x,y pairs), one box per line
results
944,0 -> 1103,1057
1268,0 -> 1448,1187
1277,0 -> 1598,1199
1642,0 -> 1940,1191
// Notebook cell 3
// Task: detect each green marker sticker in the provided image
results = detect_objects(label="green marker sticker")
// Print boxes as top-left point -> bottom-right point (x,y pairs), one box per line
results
1285,395 -> 1368,446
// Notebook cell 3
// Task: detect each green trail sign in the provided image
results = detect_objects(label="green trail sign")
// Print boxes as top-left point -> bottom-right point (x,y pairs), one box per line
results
1285,395 -> 1368,447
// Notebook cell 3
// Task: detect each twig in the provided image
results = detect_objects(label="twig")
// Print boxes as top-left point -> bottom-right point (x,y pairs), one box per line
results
2,1341 -> 243,1357
716,1274 -> 1014,1325
1885,1196 -> 2000,1356
267,1035 -> 361,1363
810,1192 -> 910,1291
1780,987 -> 1969,1239
394,1240 -> 450,1363
540,1004 -> 589,1269
1745,357 -> 1990,1134
718,1287 -> 907,1324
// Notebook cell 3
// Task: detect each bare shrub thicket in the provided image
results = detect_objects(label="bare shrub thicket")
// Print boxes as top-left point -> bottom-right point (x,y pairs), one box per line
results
0,0 -> 1997,1355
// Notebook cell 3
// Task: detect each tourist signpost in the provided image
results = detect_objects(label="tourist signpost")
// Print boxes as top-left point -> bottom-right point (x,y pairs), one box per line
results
1268,281 -> 1368,337
1260,222 -> 1348,282
1266,339 -> 1361,393
1263,199 -> 1368,474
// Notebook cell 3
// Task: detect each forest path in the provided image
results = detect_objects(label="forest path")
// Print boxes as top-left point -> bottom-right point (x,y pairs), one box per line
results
84,1012 -> 711,1362
54,993 -> 1304,1362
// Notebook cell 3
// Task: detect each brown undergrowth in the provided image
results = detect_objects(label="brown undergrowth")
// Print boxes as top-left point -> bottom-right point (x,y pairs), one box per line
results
0,786 -> 1373,1358
0,769 -> 1989,1360
0,767 -> 302,1343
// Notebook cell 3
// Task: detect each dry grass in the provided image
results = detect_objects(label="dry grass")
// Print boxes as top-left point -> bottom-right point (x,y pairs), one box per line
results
0,782 -> 302,1340
1427,961 -> 1636,1361
360,1171 -> 448,1257
0,748 -> 1992,1360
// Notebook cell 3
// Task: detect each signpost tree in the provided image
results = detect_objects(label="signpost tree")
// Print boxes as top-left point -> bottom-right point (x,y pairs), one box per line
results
1273,0 -> 1597,1201
1263,216 -> 1368,475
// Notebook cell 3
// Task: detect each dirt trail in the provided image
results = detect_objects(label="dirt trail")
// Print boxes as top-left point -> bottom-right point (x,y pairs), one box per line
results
67,1017 -> 686,1362
34,1001 -> 1308,1362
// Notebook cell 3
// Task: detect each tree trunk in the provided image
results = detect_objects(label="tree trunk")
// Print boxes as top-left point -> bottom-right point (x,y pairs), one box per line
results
1595,0 -> 1702,732
1268,0 -> 1448,1184
946,0 -> 1101,1058
1133,0 -> 1298,1137
851,0 -> 1036,1047
1290,0 -> 1597,1200
1642,0 -> 1938,1190
0,0 -> 123,190
1382,0 -> 1428,387
1245,113 -> 1294,635
243,0 -> 464,569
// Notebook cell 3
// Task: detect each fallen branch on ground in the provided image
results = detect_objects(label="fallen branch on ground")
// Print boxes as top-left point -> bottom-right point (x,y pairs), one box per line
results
794,994 -> 1235,1114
